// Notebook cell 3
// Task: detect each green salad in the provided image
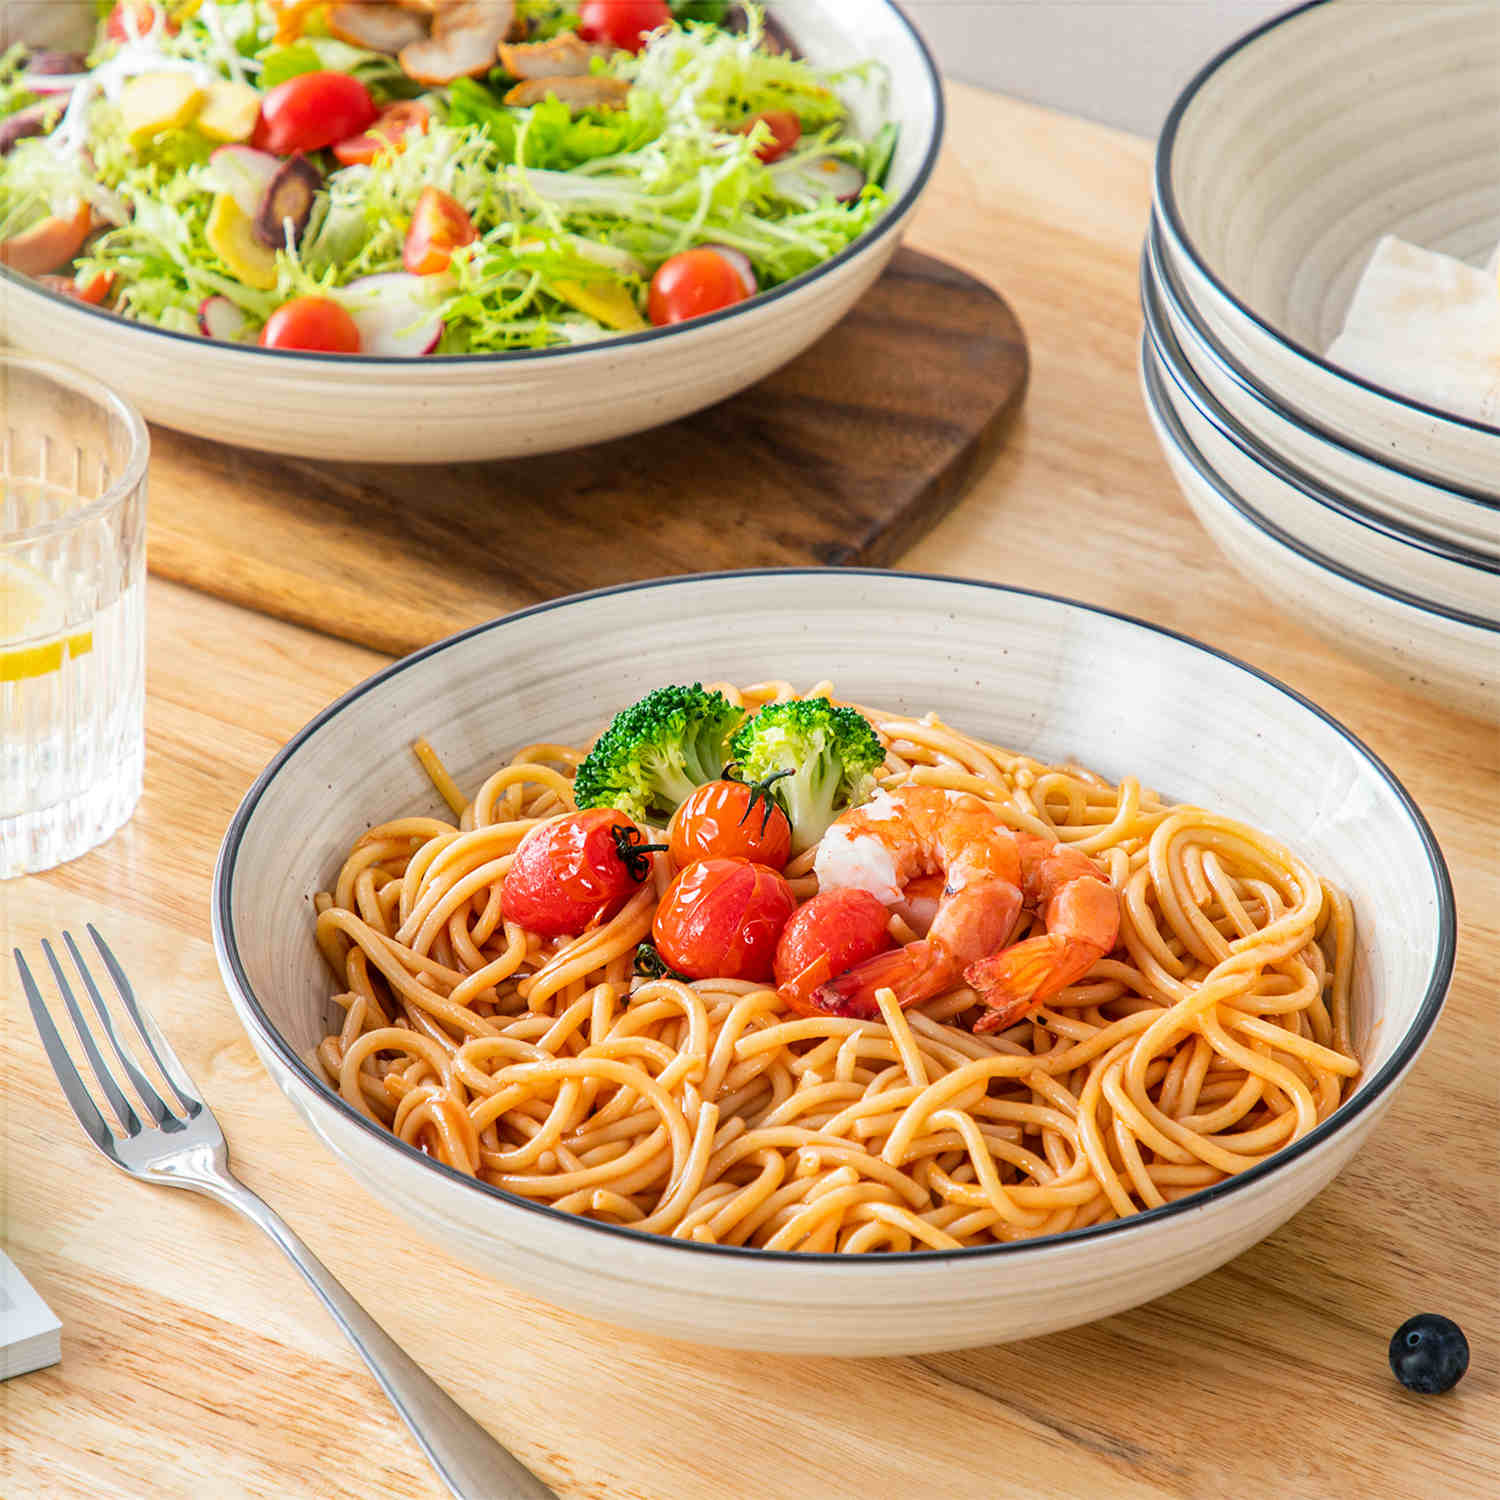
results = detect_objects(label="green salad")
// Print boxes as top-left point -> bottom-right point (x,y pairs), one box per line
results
0,0 -> 896,354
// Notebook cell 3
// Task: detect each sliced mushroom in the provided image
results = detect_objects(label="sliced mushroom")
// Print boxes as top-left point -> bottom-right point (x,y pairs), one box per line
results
254,153 -> 322,249
498,31 -> 602,79
327,2 -> 429,54
503,75 -> 631,112
398,0 -> 516,86
0,98 -> 64,155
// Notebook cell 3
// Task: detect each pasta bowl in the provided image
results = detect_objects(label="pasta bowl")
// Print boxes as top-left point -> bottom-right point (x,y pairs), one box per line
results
1154,0 -> 1500,494
1144,225 -> 1500,563
1141,343 -> 1500,726
0,1 -> 942,464
212,571 -> 1454,1355
1141,254 -> 1500,622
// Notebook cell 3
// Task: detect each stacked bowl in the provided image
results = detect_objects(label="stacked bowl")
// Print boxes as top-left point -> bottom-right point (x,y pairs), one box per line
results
1141,0 -> 1499,723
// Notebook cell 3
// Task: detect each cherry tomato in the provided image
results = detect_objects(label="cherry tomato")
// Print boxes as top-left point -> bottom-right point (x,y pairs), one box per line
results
332,101 -> 431,167
259,296 -> 362,353
653,857 -> 797,982
106,2 -> 178,43
668,779 -> 792,870
37,270 -> 117,306
503,808 -> 659,937
774,888 -> 895,1012
577,0 -> 671,52
736,108 -> 801,164
647,248 -> 750,326
251,72 -> 377,156
403,186 -> 477,276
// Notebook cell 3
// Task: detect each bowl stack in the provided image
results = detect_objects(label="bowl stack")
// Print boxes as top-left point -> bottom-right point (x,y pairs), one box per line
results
1141,0 -> 1499,723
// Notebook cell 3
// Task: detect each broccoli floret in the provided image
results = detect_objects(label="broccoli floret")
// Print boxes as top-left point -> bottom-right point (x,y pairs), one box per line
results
572,684 -> 745,825
729,698 -> 884,853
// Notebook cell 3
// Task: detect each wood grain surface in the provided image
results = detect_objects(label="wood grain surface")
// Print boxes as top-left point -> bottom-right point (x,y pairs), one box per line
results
3,83 -> 1497,1500
147,249 -> 1028,658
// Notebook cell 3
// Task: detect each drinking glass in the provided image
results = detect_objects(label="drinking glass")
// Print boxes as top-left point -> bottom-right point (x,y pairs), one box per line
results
1,356 -> 148,877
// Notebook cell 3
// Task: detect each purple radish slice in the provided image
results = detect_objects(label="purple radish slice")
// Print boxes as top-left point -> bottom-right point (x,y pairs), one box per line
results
206,144 -> 281,219
773,156 -> 866,205
198,295 -> 248,341
341,273 -> 443,357
23,51 -> 88,90
699,243 -> 756,298
253,153 -> 321,250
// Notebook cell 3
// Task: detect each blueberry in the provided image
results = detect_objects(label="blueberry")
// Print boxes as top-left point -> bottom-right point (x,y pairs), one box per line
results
1389,1314 -> 1469,1394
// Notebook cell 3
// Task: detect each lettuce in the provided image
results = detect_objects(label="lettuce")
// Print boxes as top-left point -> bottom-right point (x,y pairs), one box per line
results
3,1 -> 892,353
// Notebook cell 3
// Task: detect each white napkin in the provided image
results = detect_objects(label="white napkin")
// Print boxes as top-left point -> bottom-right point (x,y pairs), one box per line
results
0,1249 -> 60,1380
1326,234 -> 1500,425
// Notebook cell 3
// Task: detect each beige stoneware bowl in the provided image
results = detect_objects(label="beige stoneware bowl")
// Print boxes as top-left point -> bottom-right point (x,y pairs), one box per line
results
211,571 -> 1454,1355
1155,0 -> 1500,494
0,1 -> 942,463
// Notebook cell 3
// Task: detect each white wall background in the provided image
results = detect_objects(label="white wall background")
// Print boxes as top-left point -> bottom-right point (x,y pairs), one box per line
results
904,1 -> 1288,137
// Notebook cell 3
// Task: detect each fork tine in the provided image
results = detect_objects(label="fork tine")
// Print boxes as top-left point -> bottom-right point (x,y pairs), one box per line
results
41,939 -> 143,1138
62,931 -> 173,1129
87,924 -> 201,1117
16,950 -> 117,1151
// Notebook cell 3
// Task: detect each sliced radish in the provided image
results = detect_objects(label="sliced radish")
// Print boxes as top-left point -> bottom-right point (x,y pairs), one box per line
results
340,273 -> 443,357
205,145 -> 281,220
699,243 -> 757,298
772,156 -> 867,205
20,71 -> 83,96
198,295 -> 248,341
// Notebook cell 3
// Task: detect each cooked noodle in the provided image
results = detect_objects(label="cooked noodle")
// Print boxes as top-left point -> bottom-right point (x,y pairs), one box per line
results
313,682 -> 1359,1252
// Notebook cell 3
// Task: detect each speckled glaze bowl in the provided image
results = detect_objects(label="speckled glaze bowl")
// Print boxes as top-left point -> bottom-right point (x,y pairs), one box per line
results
1154,0 -> 1500,494
0,1 -> 943,463
1140,340 -> 1500,726
1141,256 -> 1500,624
212,571 -> 1454,1355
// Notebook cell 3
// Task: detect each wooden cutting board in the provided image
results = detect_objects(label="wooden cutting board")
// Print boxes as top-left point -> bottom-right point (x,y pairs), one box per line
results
147,249 -> 1027,657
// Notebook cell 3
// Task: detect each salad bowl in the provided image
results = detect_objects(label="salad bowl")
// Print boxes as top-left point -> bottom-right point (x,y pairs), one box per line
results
0,2 -> 943,463
213,570 -> 1453,1355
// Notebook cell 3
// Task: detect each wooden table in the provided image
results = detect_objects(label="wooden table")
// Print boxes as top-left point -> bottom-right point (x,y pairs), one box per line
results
4,84 -> 1496,1499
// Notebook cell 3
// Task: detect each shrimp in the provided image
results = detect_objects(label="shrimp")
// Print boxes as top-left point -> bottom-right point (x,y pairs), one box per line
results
805,786 -> 1119,1029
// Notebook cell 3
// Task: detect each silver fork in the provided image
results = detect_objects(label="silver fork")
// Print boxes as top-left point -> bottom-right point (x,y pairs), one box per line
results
17,925 -> 557,1500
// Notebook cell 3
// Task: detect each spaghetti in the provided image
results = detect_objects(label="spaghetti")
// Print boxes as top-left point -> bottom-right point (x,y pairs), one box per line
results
313,681 -> 1359,1252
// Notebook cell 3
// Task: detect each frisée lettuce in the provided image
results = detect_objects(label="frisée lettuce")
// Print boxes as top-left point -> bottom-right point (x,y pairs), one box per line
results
0,1 -> 896,354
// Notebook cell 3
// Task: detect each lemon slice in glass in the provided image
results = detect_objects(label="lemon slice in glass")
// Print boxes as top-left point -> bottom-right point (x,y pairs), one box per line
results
0,557 -> 93,683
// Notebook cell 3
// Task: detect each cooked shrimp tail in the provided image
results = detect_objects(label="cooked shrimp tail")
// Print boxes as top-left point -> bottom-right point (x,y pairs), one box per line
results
807,940 -> 957,1020
966,842 -> 1119,1032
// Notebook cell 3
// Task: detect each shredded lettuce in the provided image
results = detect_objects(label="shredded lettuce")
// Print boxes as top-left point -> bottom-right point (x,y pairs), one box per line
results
1,1 -> 895,352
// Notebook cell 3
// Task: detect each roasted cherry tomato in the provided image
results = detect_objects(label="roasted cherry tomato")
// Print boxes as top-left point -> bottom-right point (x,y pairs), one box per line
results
332,100 -> 431,167
668,777 -> 792,870
647,248 -> 750,326
403,186 -> 477,276
503,808 -> 660,937
736,108 -> 801,164
259,296 -> 362,353
653,857 -> 797,982
774,888 -> 895,1012
577,0 -> 671,52
106,2 -> 178,42
252,71 -> 377,156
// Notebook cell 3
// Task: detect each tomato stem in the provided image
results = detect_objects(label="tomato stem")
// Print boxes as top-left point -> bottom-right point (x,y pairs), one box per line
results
633,940 -> 689,983
610,823 -> 668,881
724,766 -> 793,836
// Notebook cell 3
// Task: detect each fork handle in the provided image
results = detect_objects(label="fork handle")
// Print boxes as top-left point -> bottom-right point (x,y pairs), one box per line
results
206,1177 -> 558,1500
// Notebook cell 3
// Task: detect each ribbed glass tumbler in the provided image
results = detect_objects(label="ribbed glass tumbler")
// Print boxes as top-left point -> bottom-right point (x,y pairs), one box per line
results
1,356 -> 149,877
